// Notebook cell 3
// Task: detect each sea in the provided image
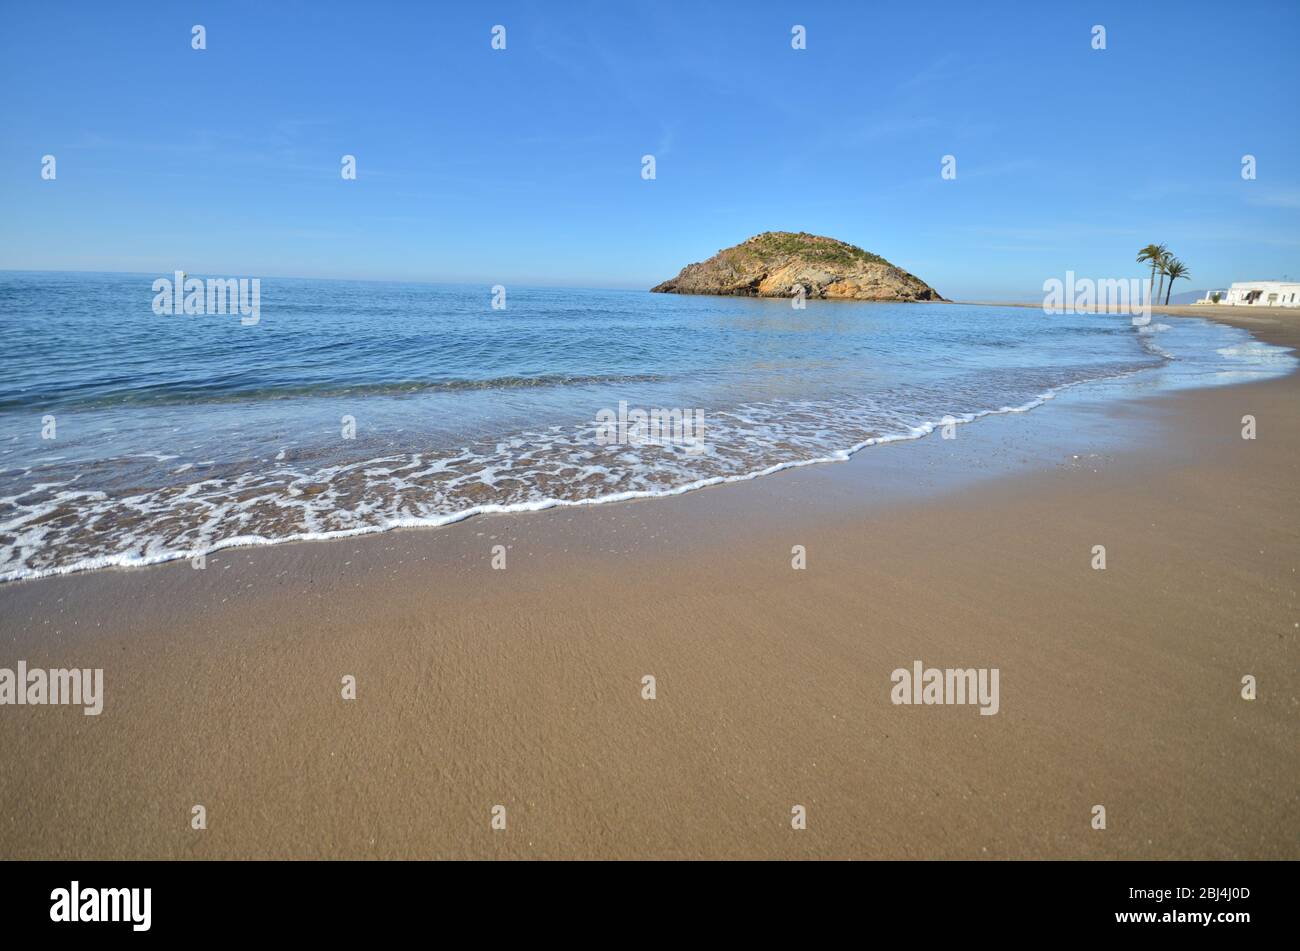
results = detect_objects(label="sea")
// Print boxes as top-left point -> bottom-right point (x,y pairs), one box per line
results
1,271 -> 1294,582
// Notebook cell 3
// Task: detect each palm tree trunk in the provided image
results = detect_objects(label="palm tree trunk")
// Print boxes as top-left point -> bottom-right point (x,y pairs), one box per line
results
1149,265 -> 1157,304
1155,273 -> 1165,306
1165,280 -> 1173,306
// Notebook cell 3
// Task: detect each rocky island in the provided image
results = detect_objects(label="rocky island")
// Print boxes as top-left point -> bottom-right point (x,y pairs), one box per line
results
651,231 -> 944,302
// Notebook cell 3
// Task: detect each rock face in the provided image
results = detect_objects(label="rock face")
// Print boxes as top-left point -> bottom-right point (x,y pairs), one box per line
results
651,232 -> 944,302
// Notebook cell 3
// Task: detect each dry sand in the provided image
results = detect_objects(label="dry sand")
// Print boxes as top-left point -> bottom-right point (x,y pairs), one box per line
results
1,308 -> 1296,859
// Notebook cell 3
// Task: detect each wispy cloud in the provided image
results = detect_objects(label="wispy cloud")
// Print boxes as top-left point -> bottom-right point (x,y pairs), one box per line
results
1246,188 -> 1300,210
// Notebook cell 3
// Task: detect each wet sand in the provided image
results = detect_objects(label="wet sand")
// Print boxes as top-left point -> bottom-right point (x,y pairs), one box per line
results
1,307 -> 1297,859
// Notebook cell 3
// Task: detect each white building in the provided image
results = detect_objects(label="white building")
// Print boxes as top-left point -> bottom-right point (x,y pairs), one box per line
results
1222,281 -> 1300,308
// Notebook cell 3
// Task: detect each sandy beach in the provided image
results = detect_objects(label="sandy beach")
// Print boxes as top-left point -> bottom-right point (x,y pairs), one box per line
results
1,306 -> 1296,861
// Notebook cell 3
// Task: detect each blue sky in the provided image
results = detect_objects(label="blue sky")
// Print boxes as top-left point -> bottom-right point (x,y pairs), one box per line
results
1,0 -> 1297,299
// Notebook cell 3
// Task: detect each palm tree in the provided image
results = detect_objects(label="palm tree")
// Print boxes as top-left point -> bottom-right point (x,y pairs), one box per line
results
1163,257 -> 1189,305
1154,248 -> 1174,307
1136,243 -> 1166,305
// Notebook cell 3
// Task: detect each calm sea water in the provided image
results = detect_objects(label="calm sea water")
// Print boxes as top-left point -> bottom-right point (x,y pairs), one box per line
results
0,271 -> 1294,581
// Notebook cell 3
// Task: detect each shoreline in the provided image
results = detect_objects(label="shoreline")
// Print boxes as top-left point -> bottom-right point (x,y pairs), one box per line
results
1,302 -> 1286,588
0,369 -> 1147,587
1,307 -> 1297,859
960,298 -> 1300,324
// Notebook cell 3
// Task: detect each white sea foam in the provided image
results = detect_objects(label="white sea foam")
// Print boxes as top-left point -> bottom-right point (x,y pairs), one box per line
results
0,376 -> 1131,583
1216,342 -> 1295,362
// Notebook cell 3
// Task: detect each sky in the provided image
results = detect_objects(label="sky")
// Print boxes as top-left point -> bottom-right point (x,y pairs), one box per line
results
1,0 -> 1297,299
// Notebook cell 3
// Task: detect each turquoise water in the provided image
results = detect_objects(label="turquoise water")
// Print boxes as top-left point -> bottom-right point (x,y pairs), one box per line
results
0,272 -> 1293,581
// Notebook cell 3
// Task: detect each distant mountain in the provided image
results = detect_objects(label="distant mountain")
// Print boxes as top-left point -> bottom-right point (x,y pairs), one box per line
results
651,232 -> 944,302
1168,288 -> 1219,305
